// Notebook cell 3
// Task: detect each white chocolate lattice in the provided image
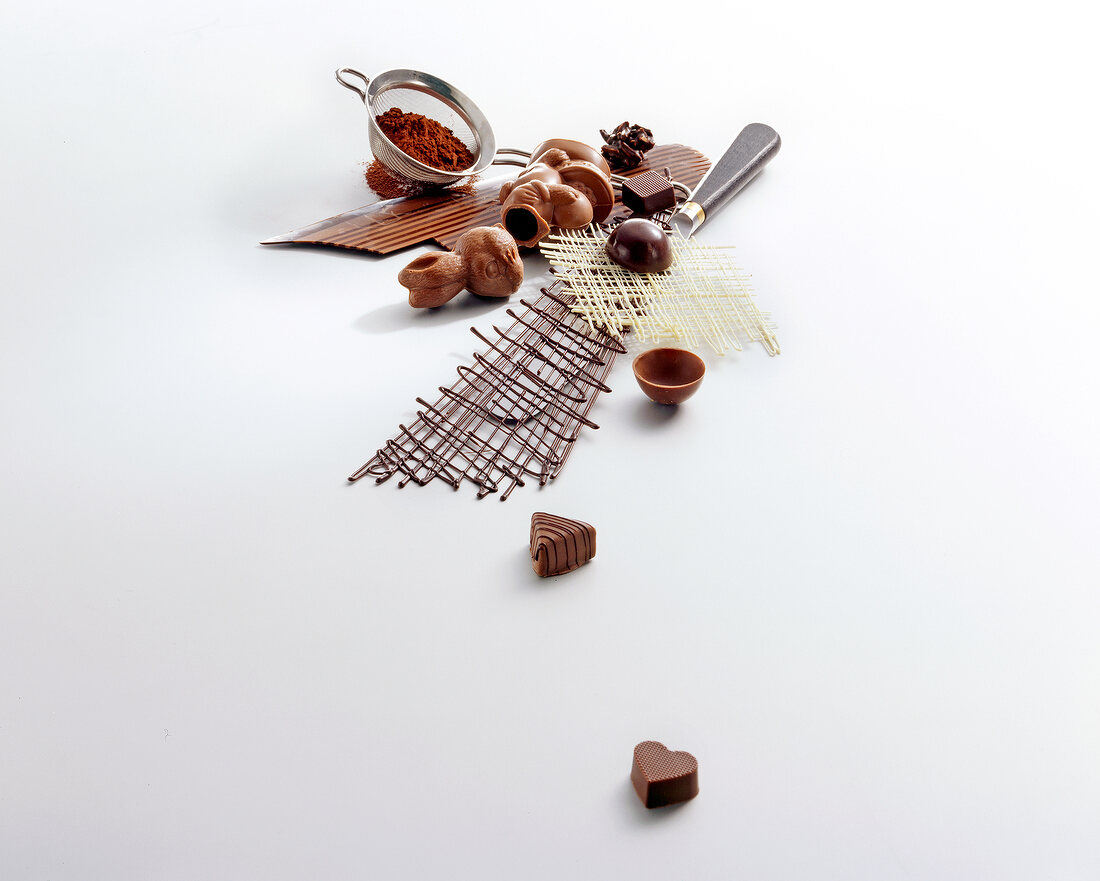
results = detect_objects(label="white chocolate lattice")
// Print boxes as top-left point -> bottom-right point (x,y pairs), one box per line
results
539,226 -> 780,356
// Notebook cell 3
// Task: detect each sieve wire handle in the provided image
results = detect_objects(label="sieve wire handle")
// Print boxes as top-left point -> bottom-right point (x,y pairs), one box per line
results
491,148 -> 532,168
335,68 -> 370,104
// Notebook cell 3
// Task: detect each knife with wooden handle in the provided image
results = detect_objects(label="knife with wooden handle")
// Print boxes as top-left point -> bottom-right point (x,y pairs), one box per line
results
670,123 -> 781,237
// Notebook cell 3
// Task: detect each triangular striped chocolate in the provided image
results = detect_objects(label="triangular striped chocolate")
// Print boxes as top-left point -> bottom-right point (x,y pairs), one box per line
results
530,512 -> 596,577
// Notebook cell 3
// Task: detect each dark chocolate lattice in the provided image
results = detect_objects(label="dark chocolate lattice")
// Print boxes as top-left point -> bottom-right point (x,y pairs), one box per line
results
348,283 -> 624,500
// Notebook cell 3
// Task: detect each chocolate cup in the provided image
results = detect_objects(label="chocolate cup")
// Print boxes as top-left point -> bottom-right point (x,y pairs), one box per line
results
632,348 -> 705,405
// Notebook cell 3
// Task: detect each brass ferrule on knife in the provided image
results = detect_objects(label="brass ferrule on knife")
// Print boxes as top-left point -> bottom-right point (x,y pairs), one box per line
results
670,201 -> 707,238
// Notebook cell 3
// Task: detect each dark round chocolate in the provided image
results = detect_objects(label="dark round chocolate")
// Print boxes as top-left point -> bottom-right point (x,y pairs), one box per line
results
605,219 -> 673,273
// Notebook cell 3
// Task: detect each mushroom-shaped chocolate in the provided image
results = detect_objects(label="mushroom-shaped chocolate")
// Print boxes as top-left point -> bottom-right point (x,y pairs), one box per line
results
499,140 -> 615,247
398,225 -> 523,309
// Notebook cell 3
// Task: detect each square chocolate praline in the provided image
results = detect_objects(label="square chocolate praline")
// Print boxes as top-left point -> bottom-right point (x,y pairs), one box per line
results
622,171 -> 677,216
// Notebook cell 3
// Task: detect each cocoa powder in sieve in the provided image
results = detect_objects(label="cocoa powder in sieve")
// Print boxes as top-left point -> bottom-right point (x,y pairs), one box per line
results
375,107 -> 475,172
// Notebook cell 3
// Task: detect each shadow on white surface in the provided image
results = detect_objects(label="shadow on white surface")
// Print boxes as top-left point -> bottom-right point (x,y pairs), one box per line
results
516,546 -> 596,589
353,293 -> 507,334
631,397 -> 683,428
620,779 -> 694,825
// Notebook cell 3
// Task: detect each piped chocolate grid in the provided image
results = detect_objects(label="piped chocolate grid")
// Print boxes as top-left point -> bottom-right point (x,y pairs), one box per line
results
348,283 -> 625,499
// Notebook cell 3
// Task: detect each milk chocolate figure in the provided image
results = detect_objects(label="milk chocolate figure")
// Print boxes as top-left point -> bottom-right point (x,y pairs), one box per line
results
399,225 -> 523,309
499,140 -> 615,247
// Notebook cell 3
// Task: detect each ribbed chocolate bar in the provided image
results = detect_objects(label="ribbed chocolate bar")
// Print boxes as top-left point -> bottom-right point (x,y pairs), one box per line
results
530,512 -> 596,577
262,144 -> 710,255
621,170 -> 677,216
631,741 -> 699,809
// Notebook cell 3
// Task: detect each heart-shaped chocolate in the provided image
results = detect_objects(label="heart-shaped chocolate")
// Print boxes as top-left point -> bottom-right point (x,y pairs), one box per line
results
631,741 -> 699,808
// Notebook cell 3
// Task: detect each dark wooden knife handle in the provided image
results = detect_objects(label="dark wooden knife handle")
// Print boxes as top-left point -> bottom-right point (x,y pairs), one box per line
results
673,124 -> 780,235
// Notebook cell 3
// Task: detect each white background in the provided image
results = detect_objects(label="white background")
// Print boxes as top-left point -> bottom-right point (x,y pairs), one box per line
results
2,1 -> 1098,878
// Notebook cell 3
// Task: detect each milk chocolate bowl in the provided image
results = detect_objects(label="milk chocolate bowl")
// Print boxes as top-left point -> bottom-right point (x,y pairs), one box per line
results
632,348 -> 706,405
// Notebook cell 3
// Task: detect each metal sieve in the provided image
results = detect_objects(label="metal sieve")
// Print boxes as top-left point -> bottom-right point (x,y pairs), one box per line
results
336,67 -> 500,186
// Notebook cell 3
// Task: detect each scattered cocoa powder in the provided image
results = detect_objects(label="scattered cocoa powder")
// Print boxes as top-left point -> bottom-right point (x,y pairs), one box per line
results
364,159 -> 478,200
365,160 -> 428,199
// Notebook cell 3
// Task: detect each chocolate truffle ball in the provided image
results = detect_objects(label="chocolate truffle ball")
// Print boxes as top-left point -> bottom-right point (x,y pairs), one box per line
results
605,219 -> 673,273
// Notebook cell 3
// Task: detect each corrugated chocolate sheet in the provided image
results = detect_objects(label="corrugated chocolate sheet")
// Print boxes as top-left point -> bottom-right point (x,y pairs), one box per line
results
262,144 -> 710,255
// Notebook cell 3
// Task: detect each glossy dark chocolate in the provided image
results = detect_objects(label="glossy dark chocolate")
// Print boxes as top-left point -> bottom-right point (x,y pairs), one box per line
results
631,741 -> 699,809
622,170 -> 677,216
605,219 -> 673,273
600,121 -> 656,171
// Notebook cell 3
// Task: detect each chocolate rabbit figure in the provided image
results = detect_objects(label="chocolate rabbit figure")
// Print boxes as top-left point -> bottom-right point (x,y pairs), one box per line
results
499,139 -> 615,248
399,225 -> 524,309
